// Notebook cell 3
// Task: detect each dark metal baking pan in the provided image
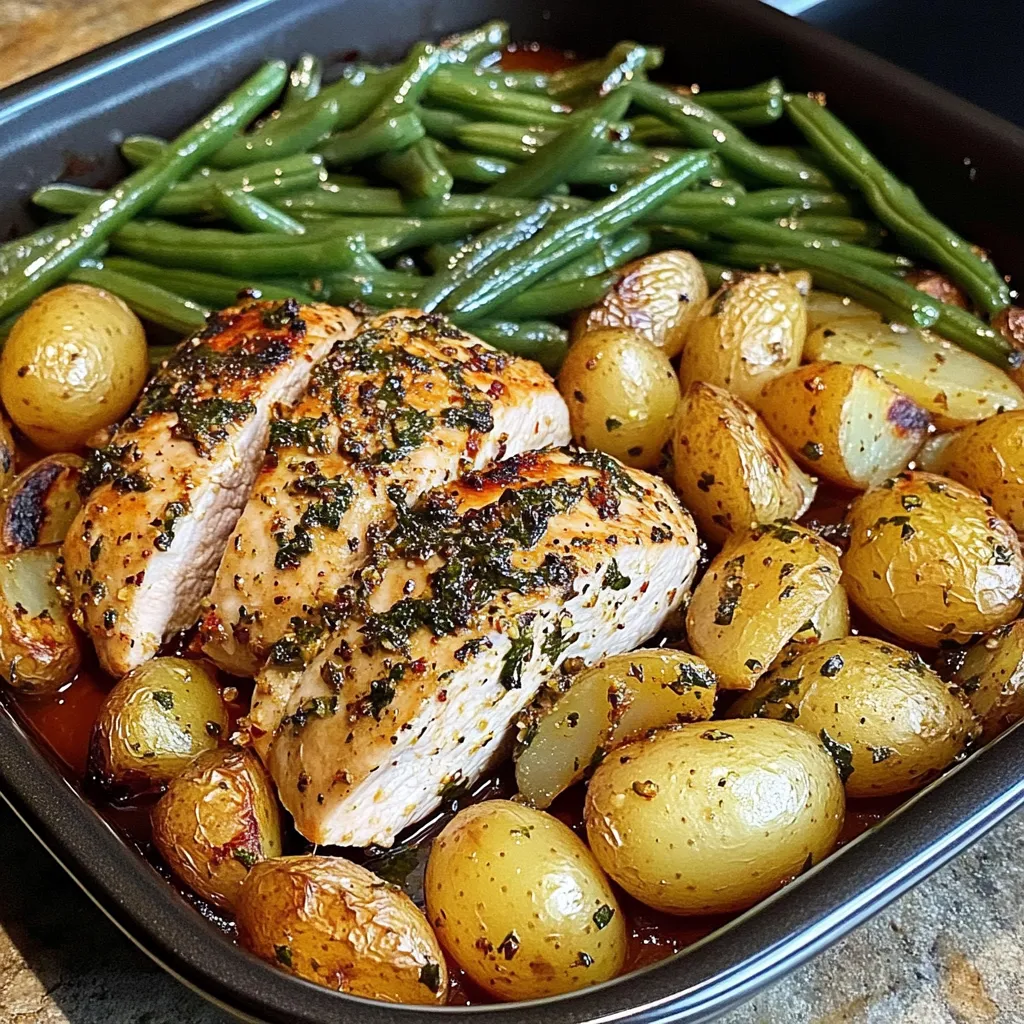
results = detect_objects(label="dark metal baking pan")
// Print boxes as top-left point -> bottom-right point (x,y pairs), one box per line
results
3,0 -> 1024,1021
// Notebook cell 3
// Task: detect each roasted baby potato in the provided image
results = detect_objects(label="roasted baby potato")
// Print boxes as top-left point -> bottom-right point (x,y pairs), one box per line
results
584,719 -> 845,915
804,291 -> 879,333
678,272 -> 806,404
729,636 -> 977,797
515,650 -> 717,809
152,746 -> 282,910
425,800 -> 626,1001
573,250 -> 708,358
686,521 -> 842,689
952,621 -> 1024,743
755,362 -> 929,490
804,318 -> 1024,430
842,472 -> 1024,647
672,381 -> 816,545
770,582 -> 851,670
0,545 -> 81,694
0,453 -> 84,552
558,327 -> 679,469
922,411 -> 1024,534
238,854 -> 448,1004
90,657 -> 228,793
0,284 -> 149,451
0,420 -> 15,492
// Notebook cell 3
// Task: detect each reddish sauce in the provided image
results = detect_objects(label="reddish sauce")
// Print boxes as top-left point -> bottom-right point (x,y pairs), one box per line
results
501,42 -> 578,73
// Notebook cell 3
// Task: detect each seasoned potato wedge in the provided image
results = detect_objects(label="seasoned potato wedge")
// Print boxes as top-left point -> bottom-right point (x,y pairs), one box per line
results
672,382 -> 816,544
239,855 -> 448,1004
0,420 -> 15,492
755,362 -> 929,490
729,636 -> 977,797
573,250 -> 708,358
804,291 -> 880,333
921,411 -> 1024,534
0,453 -> 84,552
0,545 -> 81,694
152,746 -> 282,910
770,582 -> 851,670
426,801 -> 625,1000
678,273 -> 806,403
952,621 -> 1024,743
686,521 -> 842,689
515,650 -> 717,809
843,472 -> 1024,646
585,720 -> 845,915
805,319 -> 1024,430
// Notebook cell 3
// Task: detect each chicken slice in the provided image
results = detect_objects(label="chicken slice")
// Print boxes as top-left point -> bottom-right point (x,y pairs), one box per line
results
200,310 -> 569,677
63,300 -> 358,677
254,447 -> 699,848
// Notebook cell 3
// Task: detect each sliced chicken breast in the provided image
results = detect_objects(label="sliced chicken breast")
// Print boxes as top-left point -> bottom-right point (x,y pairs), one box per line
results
200,310 -> 569,676
253,447 -> 699,848
63,300 -> 358,677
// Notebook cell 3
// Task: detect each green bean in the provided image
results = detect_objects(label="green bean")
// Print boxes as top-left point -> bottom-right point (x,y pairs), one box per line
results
434,66 -> 551,93
779,214 -> 881,245
376,43 -> 443,116
318,111 -> 425,166
100,256 -> 316,306
445,151 -> 712,319
418,105 -> 471,142
698,260 -> 736,290
391,254 -> 423,275
546,227 -> 651,283
68,261 -> 209,333
277,183 -> 407,216
427,76 -> 571,126
325,214 -> 498,257
785,93 -> 1009,313
216,189 -> 306,234
498,273 -> 616,319
486,90 -> 632,198
567,150 -> 673,187
467,319 -> 568,372
0,61 -> 288,320
319,269 -> 422,307
121,134 -> 168,167
547,43 -> 663,99
438,20 -> 509,65
695,78 -> 784,126
282,55 -> 323,111
148,344 -> 177,369
454,121 -> 559,160
418,200 -> 560,312
632,80 -> 831,189
209,96 -> 339,168
432,143 -> 516,183
376,138 -> 453,200
317,66 -> 399,130
408,191 -> 581,219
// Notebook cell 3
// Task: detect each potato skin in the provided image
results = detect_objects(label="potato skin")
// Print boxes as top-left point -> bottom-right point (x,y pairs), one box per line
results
0,285 -> 148,451
804,291 -> 879,333
678,273 -> 806,404
238,854 -> 448,1005
425,800 -> 626,1001
558,327 -> 679,469
0,420 -> 15,492
754,362 -> 929,490
584,720 -> 845,915
573,250 -> 708,358
672,381 -> 815,545
686,521 -> 842,689
0,453 -> 84,552
842,472 -> 1024,647
729,636 -> 977,797
152,746 -> 282,910
952,621 -> 1024,743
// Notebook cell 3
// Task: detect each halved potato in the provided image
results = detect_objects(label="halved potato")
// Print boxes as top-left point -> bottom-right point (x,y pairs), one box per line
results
678,273 -> 806,403
754,362 -> 929,490
686,521 -> 842,689
805,319 -> 1024,430
672,381 -> 816,544
770,582 -> 851,670
804,291 -> 879,334
952,621 -> 1024,743
573,250 -> 708,358
0,453 -> 84,552
515,650 -> 717,809
914,432 -> 955,472
0,545 -> 82,694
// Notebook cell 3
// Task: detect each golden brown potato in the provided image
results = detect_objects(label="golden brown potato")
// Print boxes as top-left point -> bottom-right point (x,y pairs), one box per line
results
238,854 -> 448,1004
90,657 -> 228,793
558,327 -> 679,469
804,291 -> 879,333
914,431 -> 955,472
804,318 -> 1024,430
584,720 -> 845,915
952,621 -> 1024,743
152,746 -> 282,910
905,270 -> 969,309
754,362 -> 929,490
686,521 -> 842,689
0,284 -> 148,451
573,250 -> 708,358
425,801 -> 625,1001
515,650 -> 717,809
729,636 -> 977,798
672,381 -> 815,545
922,411 -> 1024,534
0,420 -> 15,492
0,545 -> 81,694
769,582 -> 851,670
0,453 -> 84,552
678,273 -> 806,403
842,472 -> 1024,647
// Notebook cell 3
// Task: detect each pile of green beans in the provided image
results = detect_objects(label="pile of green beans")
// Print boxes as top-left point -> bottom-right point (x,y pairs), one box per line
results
0,23 -> 1014,370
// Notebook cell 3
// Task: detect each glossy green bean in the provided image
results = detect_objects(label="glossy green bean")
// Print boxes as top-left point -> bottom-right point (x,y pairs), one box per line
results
376,138 -> 454,200
497,272 -> 616,319
282,54 -> 323,111
427,76 -> 571,126
546,227 -> 651,283
318,111 -> 425,166
317,66 -> 399,130
453,121 -> 559,159
418,105 -> 471,142
779,214 -> 881,245
438,20 -> 509,64
432,143 -> 516,183
320,270 -> 422,307
434,66 -> 551,93
467,319 -> 568,372
209,96 -> 339,169
120,134 -> 170,167
547,42 -> 663,99
278,183 -> 407,215
216,189 -> 306,234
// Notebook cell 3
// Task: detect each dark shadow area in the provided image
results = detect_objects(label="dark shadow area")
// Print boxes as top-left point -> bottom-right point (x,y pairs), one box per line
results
0,801 -> 229,1023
